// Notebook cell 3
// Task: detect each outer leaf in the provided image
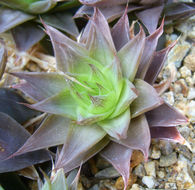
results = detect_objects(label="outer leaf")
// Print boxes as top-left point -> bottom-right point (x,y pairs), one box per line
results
164,2 -> 195,23
100,142 -> 132,190
0,7 -> 34,33
25,90 -> 78,119
60,137 -> 109,173
45,24 -> 89,73
55,124 -> 107,172
114,114 -> 150,159
11,22 -> 45,52
99,108 -> 130,140
118,26 -> 145,81
0,47 -> 7,80
41,12 -> 79,37
12,115 -> 71,156
146,102 -> 188,127
111,8 -> 130,51
150,126 -> 186,144
79,0 -> 128,6
0,88 -> 39,124
136,19 -> 164,79
12,72 -> 67,101
75,3 -> 144,22
131,79 -> 163,118
135,5 -> 163,34
0,112 -> 50,173
144,41 -> 176,84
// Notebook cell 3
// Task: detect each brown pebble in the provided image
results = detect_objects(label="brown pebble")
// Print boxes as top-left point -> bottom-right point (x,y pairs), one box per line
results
184,54 -> 195,72
115,174 -> 137,190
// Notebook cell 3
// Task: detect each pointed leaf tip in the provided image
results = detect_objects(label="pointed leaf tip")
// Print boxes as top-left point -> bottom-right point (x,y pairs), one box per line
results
101,142 -> 132,190
136,18 -> 164,79
118,25 -> 145,81
111,8 -> 130,51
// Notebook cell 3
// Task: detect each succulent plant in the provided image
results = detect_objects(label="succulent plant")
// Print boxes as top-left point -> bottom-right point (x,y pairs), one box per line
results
10,8 -> 188,189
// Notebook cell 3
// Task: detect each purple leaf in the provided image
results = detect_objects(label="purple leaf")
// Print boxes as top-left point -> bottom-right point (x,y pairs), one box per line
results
114,114 -> 150,159
55,124 -> 107,172
165,2 -> 195,23
12,115 -> 71,156
131,79 -> 163,118
101,142 -> 132,190
144,40 -> 177,84
45,24 -> 89,73
25,90 -> 77,119
118,26 -> 145,81
136,19 -> 164,79
111,8 -> 130,51
75,4 -> 143,22
79,0 -> 128,6
0,112 -> 49,173
11,72 -> 67,101
99,108 -> 130,140
0,88 -> 39,124
146,102 -> 188,127
41,12 -> 79,37
11,22 -> 45,52
135,5 -> 164,34
0,46 -> 7,80
0,7 -> 34,33
150,126 -> 185,144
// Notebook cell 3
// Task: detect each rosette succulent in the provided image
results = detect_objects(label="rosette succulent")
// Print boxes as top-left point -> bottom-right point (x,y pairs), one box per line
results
11,8 -> 188,189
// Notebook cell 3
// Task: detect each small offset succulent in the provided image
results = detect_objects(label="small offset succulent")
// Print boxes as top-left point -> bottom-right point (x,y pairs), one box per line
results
0,0 -> 80,52
11,8 -> 188,189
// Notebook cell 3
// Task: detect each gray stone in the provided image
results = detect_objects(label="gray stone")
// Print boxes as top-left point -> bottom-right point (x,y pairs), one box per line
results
178,126 -> 191,139
159,141 -> 173,156
165,183 -> 177,189
88,184 -> 99,190
162,91 -> 174,105
167,41 -> 191,68
184,53 -> 195,72
144,161 -> 156,177
150,146 -> 161,159
157,170 -> 165,179
179,66 -> 192,78
175,144 -> 192,160
188,87 -> 195,100
95,167 -> 120,178
142,176 -> 156,189
159,152 -> 177,167
187,100 -> 195,122
133,164 -> 146,178
96,157 -> 111,170
130,184 -> 145,190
